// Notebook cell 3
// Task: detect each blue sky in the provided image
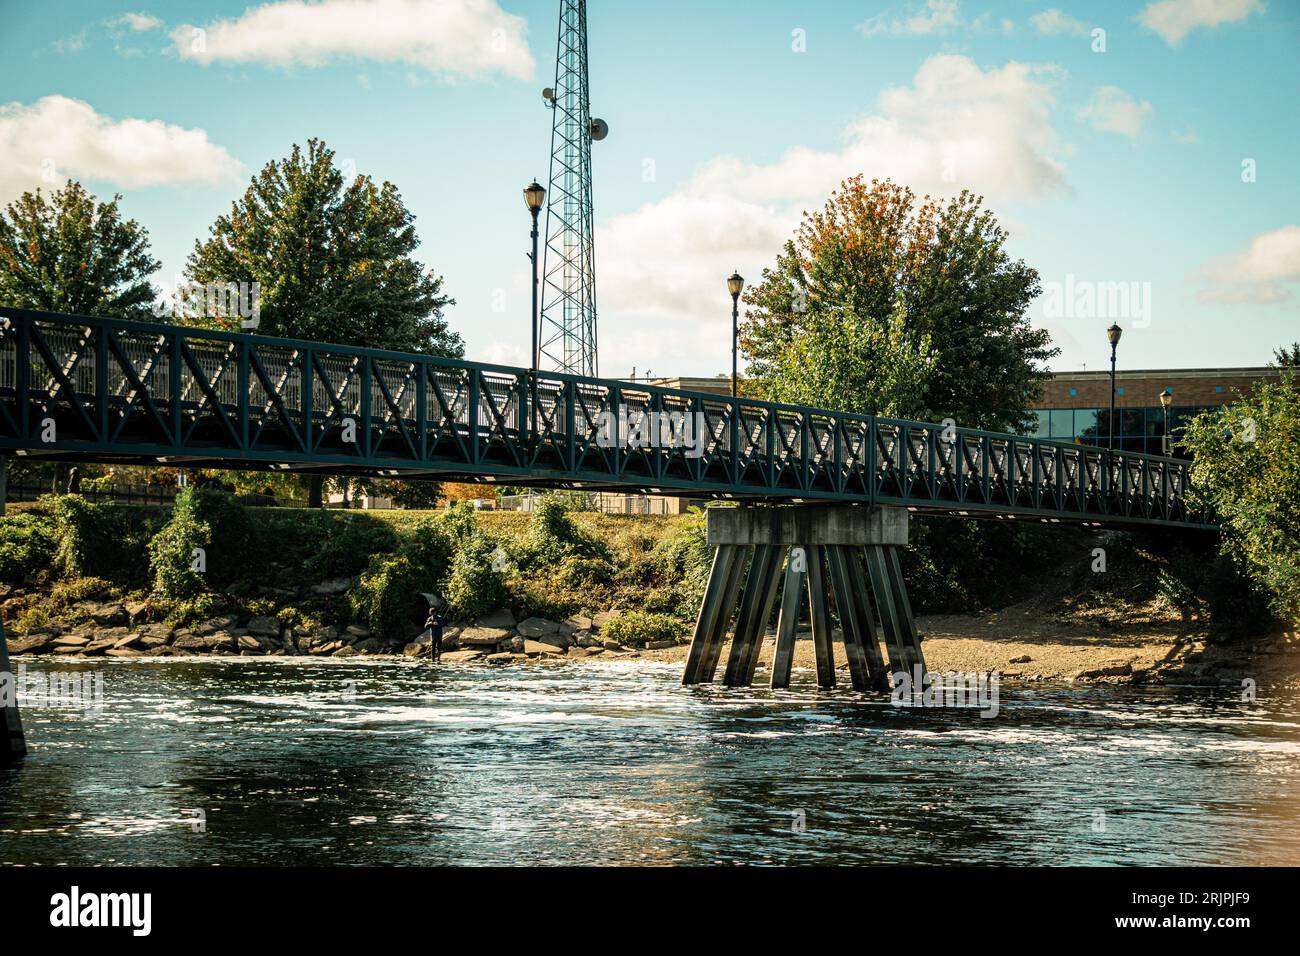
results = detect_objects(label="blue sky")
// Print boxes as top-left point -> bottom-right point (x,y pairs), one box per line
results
1,0 -> 1297,380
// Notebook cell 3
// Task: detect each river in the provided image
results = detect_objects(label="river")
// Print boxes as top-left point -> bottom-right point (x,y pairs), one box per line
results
2,658 -> 1298,866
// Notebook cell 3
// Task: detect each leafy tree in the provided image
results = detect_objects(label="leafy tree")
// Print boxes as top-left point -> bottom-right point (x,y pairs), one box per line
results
1182,369 -> 1300,621
186,140 -> 464,507
1273,342 -> 1300,368
742,177 -> 1054,432
0,181 -> 159,318
185,139 -> 462,357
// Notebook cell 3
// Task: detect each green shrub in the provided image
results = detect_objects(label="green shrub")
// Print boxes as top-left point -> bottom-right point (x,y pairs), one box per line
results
444,532 -> 507,621
52,495 -> 147,581
436,501 -> 479,545
0,511 -> 57,584
351,553 -> 435,638
1183,369 -> 1300,621
348,513 -> 461,636
649,508 -> 713,617
559,555 -> 615,589
301,513 -> 399,581
516,495 -> 608,570
157,592 -> 225,627
181,488 -> 253,589
603,610 -> 685,645
148,498 -> 211,599
49,576 -> 118,606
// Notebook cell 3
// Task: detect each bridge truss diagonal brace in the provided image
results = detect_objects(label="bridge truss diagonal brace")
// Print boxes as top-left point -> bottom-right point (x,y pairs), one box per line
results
681,506 -> 924,692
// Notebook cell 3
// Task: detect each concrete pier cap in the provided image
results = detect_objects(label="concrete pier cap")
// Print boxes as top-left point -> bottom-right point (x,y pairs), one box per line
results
706,504 -> 909,547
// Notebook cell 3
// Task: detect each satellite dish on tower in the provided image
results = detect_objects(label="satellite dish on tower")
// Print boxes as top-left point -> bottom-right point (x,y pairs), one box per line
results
588,118 -> 609,142
542,87 -> 556,106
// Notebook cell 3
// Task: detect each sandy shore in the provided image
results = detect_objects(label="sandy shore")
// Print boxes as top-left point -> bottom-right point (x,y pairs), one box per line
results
632,611 -> 1300,687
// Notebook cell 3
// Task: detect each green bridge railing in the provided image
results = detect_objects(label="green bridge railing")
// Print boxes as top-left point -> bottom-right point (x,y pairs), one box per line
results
0,307 -> 1211,528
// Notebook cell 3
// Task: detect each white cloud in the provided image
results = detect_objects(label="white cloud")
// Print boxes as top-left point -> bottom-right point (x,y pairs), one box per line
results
0,95 -> 244,204
1205,225 -> 1300,283
117,12 -> 163,32
858,0 -> 961,38
1197,225 -> 1300,305
1077,86 -> 1153,138
172,0 -> 534,81
1197,285 -> 1291,305
52,30 -> 88,55
1030,8 -> 1089,36
1138,0 -> 1264,46
595,55 -> 1066,375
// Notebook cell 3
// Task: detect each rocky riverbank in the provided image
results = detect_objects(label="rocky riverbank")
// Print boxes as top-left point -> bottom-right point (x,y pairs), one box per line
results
3,598 -> 681,664
8,588 -> 1297,688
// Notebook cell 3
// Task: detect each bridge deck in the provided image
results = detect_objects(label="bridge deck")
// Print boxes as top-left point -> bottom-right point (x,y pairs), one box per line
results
0,307 -> 1212,529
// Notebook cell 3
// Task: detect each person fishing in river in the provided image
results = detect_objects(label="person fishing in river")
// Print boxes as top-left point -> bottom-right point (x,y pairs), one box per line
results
423,602 -> 447,664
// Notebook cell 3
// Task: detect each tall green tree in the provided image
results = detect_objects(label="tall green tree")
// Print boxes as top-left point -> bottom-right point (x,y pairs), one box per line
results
742,177 -> 1055,431
1273,342 -> 1300,368
1183,368 -> 1300,621
0,181 -> 159,319
185,139 -> 462,357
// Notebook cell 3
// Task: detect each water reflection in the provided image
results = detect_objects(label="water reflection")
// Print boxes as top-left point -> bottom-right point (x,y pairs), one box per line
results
2,659 -> 1297,866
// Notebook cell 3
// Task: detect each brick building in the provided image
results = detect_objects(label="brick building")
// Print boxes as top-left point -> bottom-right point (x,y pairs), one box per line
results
1029,366 -> 1280,455
645,367 -> 1281,458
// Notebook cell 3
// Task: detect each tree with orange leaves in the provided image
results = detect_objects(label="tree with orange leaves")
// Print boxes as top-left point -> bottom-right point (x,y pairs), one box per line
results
742,177 -> 1055,434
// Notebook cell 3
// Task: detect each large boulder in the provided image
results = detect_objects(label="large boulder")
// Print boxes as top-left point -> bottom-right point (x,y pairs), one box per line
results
80,602 -> 129,627
311,578 -> 352,596
562,615 -> 593,636
475,610 -> 516,629
7,632 -> 57,654
523,640 -> 566,656
460,627 -> 512,647
246,616 -> 281,638
441,649 -> 485,663
517,617 -> 560,639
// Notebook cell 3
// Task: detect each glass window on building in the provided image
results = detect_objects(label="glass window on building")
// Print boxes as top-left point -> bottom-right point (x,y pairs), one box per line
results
1027,410 -> 1048,437
1048,408 -> 1073,439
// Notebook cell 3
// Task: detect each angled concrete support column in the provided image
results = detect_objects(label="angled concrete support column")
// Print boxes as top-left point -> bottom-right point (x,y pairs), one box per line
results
826,548 -> 889,691
698,545 -> 751,684
769,547 -> 807,689
683,505 -> 913,692
865,545 -> 925,674
1,623 -> 27,764
739,546 -> 786,687
683,545 -> 739,685
886,547 -> 925,672
805,545 -> 837,689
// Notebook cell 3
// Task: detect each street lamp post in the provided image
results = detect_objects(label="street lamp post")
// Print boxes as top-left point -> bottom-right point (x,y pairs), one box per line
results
727,272 -> 744,398
524,181 -> 546,369
524,181 -> 546,442
1106,324 -> 1123,453
1160,386 -> 1174,456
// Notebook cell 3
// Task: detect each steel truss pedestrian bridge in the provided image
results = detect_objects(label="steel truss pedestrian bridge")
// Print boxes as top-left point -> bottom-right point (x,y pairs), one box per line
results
0,307 -> 1211,530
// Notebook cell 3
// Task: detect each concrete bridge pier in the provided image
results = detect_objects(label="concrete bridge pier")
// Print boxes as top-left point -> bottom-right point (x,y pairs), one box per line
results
682,506 -> 923,692
1,623 -> 27,764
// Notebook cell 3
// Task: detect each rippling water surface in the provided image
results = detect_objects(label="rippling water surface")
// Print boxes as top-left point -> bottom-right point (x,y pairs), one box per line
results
3,658 -> 1299,865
